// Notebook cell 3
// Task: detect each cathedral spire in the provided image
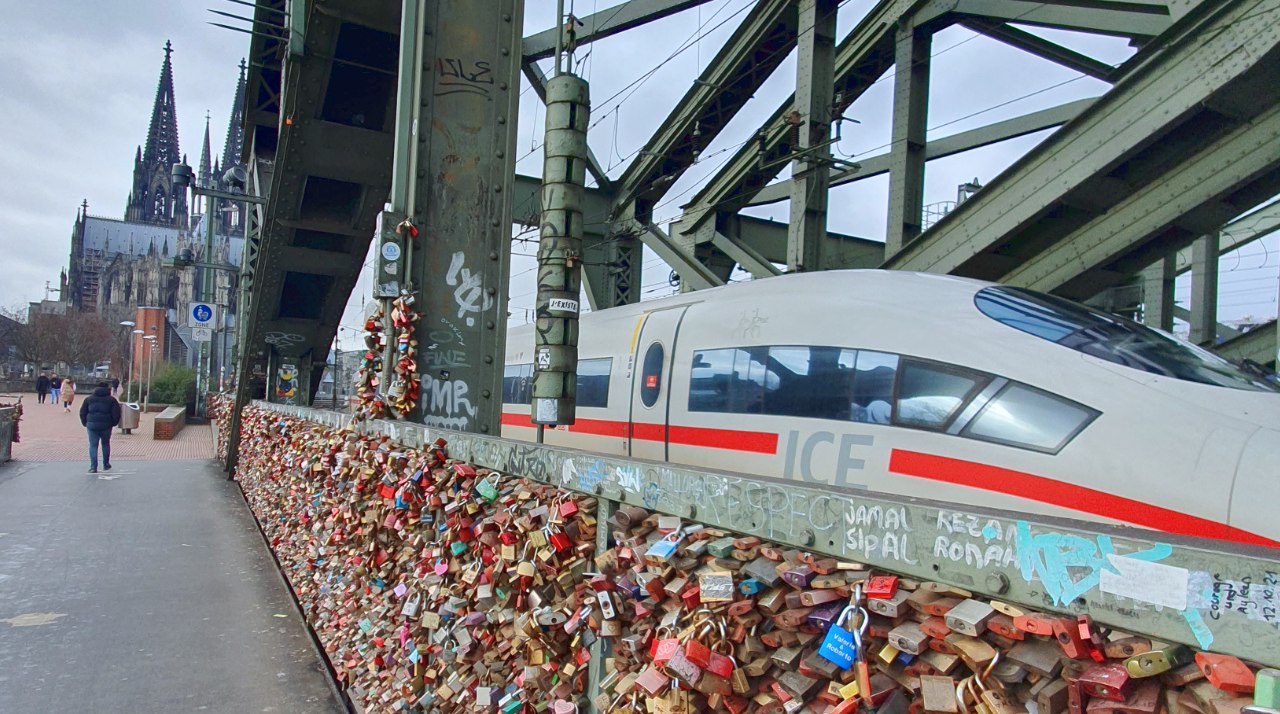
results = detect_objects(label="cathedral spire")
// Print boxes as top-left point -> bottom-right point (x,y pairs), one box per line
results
143,41 -> 181,170
199,112 -> 212,188
221,58 -> 247,169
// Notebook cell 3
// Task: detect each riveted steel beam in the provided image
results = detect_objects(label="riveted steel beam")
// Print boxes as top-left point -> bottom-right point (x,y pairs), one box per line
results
1000,102 -> 1280,298
522,0 -> 719,61
959,19 -> 1116,80
787,0 -> 838,271
885,0 -> 1280,286
615,0 -> 799,222
938,0 -> 1171,38
885,23 -> 931,257
1174,201 -> 1280,275
748,98 -> 1094,207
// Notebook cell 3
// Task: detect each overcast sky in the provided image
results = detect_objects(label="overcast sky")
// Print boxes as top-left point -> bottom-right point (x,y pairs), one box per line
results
1,0 -> 1274,337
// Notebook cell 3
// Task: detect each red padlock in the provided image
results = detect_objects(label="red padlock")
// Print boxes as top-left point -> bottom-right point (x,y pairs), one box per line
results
1015,612 -> 1060,637
1079,662 -> 1133,702
1054,617 -> 1089,659
866,575 -> 899,599
1194,652 -> 1255,693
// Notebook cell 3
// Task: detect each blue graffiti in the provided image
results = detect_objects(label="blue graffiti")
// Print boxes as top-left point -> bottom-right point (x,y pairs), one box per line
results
577,460 -> 607,492
1015,522 -> 1172,606
642,481 -> 662,509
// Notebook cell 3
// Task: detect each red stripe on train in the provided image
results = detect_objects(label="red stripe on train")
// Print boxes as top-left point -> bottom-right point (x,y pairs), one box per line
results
500,413 -> 778,454
889,449 -> 1279,549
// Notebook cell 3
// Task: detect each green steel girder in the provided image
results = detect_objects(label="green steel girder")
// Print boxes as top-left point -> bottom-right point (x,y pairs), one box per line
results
241,0 -> 399,401
921,0 -> 1173,38
959,19 -> 1117,80
678,0 -> 922,234
747,98 -> 1094,207
1173,201 -> 1280,275
1214,319 -> 1278,368
521,0 -> 720,62
884,0 -> 1280,298
614,0 -> 799,222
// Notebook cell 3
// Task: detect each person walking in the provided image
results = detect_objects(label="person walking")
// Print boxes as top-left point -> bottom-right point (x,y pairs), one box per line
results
61,377 -> 77,413
80,381 -> 121,474
35,373 -> 50,404
50,374 -> 62,406
111,377 -> 121,397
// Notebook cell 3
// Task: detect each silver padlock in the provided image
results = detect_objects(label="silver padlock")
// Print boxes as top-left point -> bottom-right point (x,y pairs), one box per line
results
888,621 -> 930,654
868,588 -> 912,618
944,598 -> 996,636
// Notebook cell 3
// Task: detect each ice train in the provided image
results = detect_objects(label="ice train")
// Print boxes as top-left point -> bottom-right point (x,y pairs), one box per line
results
500,270 -> 1280,547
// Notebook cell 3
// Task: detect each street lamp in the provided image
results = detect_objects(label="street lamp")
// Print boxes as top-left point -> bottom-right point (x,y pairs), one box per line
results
172,161 -> 268,419
120,320 -> 136,402
130,327 -> 144,403
143,336 -> 158,413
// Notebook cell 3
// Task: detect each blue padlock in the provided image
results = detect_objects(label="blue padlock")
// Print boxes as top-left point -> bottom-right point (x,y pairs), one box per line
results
817,603 -> 869,670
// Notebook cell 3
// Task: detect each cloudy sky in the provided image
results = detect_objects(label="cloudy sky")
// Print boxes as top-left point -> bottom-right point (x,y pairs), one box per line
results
2,0 -> 1275,336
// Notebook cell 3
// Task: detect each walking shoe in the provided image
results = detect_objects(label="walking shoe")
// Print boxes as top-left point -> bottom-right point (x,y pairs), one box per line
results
88,468 -> 98,474
103,464 -> 112,471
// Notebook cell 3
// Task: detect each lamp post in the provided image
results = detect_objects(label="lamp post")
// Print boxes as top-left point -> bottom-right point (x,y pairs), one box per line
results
120,321 -> 136,402
143,336 -> 157,413
172,161 -> 267,419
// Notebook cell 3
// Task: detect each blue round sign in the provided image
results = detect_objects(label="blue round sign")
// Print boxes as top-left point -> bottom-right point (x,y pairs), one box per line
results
192,304 -> 213,323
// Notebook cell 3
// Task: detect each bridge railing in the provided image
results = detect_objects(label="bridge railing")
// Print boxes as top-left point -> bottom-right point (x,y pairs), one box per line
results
248,399 -> 1280,668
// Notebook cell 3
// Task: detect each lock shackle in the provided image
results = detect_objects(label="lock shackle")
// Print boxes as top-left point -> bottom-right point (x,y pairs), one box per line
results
978,650 -> 1004,691
956,676 -> 976,714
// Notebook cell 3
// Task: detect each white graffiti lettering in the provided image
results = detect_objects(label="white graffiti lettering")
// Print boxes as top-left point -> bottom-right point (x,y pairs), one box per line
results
445,252 -> 494,327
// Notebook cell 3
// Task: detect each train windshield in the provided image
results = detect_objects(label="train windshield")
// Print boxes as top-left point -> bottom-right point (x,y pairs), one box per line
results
975,286 -> 1278,392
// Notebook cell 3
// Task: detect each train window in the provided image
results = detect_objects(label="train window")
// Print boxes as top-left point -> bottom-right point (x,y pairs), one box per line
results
894,360 -> 989,430
502,364 -> 532,404
850,351 -> 899,424
963,383 -> 1098,453
689,348 -> 771,413
975,286 -> 1279,392
576,358 -> 612,408
640,343 -> 665,408
764,346 -> 856,419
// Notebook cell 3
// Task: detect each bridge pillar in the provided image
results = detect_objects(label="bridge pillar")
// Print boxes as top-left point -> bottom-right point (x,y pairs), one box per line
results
1141,255 -> 1176,332
400,0 -> 524,435
1189,232 -> 1220,345
885,22 -> 932,258
787,0 -> 838,272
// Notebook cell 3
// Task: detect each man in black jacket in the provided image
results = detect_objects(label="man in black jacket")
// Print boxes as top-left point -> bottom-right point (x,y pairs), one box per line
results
80,382 -> 122,474
35,373 -> 50,404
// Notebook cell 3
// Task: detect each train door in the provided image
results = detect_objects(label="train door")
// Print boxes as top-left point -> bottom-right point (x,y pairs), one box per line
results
628,306 -> 689,461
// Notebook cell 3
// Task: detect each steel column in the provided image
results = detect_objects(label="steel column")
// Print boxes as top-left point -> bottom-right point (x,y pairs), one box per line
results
1189,233 -> 1220,345
787,0 -> 838,272
408,0 -> 524,435
885,23 -> 931,258
1141,256 -> 1176,332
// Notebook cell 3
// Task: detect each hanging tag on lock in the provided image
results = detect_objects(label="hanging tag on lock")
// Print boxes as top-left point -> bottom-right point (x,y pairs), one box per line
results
818,603 -> 869,669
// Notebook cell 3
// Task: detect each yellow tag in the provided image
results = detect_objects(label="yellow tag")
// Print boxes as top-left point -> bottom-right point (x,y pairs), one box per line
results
839,681 -> 860,700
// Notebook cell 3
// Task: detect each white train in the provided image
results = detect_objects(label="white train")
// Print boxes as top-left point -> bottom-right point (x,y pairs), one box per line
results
502,270 -> 1280,548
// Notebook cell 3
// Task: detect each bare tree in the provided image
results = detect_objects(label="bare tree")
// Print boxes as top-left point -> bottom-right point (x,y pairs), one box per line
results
63,313 -> 116,369
9,312 -> 65,369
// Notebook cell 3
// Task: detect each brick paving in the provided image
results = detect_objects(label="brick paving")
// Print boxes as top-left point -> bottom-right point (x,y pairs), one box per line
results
5,392 -> 214,463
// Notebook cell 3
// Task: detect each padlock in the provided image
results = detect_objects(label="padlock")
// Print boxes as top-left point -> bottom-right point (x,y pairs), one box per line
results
889,622 -> 931,655
1125,645 -> 1192,678
1255,669 -> 1280,709
946,599 -> 997,637
869,588 -> 913,619
1196,653 -> 1255,694
921,675 -> 960,714
1080,662 -> 1135,702
818,603 -> 869,670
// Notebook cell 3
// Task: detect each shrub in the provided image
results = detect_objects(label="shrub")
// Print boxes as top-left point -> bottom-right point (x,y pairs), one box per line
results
145,363 -> 197,406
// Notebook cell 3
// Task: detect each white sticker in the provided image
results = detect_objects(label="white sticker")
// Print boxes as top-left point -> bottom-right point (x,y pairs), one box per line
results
548,298 -> 578,314
1099,555 -> 1189,610
535,398 -> 558,423
381,241 -> 402,261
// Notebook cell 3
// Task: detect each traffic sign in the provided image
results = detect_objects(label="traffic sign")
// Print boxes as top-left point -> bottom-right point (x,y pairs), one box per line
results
192,327 -> 213,342
189,302 -> 215,327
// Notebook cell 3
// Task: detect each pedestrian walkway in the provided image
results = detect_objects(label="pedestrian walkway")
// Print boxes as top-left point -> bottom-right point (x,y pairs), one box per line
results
10,392 -> 212,462
0,398 -> 344,712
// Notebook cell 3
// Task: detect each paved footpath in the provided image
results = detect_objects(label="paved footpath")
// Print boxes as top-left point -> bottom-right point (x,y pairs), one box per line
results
10,392 -> 212,463
0,393 -> 344,713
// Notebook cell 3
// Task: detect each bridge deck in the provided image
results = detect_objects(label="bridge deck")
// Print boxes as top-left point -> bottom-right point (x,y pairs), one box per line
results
0,395 -> 342,713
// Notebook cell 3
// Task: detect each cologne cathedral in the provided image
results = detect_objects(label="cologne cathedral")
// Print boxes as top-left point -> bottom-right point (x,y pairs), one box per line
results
65,42 -> 246,363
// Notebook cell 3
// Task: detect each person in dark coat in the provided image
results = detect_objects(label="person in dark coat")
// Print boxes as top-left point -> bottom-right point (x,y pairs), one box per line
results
50,374 -> 62,406
110,377 -> 121,397
35,373 -> 50,404
80,382 -> 122,474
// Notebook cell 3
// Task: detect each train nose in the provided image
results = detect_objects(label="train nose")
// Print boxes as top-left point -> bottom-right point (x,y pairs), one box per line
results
1228,428 -> 1280,548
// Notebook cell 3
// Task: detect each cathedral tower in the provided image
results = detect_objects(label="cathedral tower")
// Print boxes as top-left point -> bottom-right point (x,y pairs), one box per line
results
124,41 -> 189,228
